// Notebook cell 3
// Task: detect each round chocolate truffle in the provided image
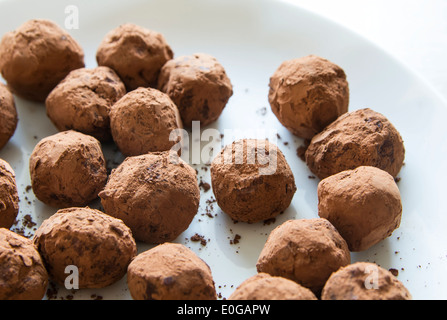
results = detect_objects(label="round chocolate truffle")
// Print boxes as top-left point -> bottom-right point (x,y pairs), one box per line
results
29,130 -> 108,208
96,23 -> 173,91
256,218 -> 351,295
157,53 -> 233,127
0,19 -> 84,102
210,139 -> 296,223
127,243 -> 217,300
0,228 -> 48,300
33,207 -> 137,289
321,262 -> 412,300
46,66 -> 126,141
0,159 -> 19,229
0,83 -> 17,150
99,151 -> 200,244
305,108 -> 405,180
109,87 -> 183,156
318,166 -> 402,252
268,55 -> 349,140
228,273 -> 317,300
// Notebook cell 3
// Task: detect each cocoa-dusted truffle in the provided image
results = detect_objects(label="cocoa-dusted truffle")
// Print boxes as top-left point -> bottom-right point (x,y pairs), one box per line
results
109,87 -> 183,156
33,207 -> 137,289
29,130 -> 108,208
268,55 -> 349,140
305,108 -> 405,179
158,53 -> 233,127
127,243 -> 217,300
99,151 -> 200,243
0,228 -> 48,300
0,83 -> 17,150
46,66 -> 126,141
229,273 -> 317,300
321,262 -> 412,300
210,139 -> 296,223
0,19 -> 84,102
318,166 -> 402,252
96,23 -> 173,91
0,159 -> 19,229
256,218 -> 350,294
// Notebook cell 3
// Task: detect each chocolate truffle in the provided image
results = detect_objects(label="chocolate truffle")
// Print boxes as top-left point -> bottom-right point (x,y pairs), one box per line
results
127,243 -> 217,300
268,55 -> 349,140
256,218 -> 351,294
0,83 -> 17,150
0,228 -> 48,300
228,273 -> 317,300
0,19 -> 84,102
318,166 -> 402,252
109,87 -> 183,156
46,66 -> 126,141
99,151 -> 200,243
210,139 -> 296,223
96,23 -> 173,91
158,53 -> 233,127
33,207 -> 137,289
321,262 -> 412,300
0,159 -> 19,229
305,108 -> 405,179
29,130 -> 108,208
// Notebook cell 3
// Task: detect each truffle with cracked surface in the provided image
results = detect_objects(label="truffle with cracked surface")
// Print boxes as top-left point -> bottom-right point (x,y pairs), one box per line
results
318,166 -> 402,252
29,130 -> 108,208
99,151 -> 200,244
0,83 -> 18,150
0,228 -> 48,300
256,218 -> 351,295
109,87 -> 183,156
210,139 -> 296,223
33,207 -> 137,289
268,55 -> 349,139
127,243 -> 216,300
321,262 -> 412,300
305,108 -> 405,179
96,23 -> 173,91
228,273 -> 317,300
158,53 -> 233,127
0,19 -> 84,102
0,159 -> 19,229
46,66 -> 126,142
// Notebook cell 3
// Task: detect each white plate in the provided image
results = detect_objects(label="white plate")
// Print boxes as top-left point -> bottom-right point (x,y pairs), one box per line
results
1,0 -> 446,300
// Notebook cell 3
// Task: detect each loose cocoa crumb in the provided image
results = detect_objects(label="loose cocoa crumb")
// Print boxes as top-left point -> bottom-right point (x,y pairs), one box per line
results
191,233 -> 207,246
11,214 -> 37,238
389,268 -> 399,277
23,214 -> 36,229
199,180 -> 211,192
46,281 -> 59,300
256,107 -> 267,116
229,234 -> 241,245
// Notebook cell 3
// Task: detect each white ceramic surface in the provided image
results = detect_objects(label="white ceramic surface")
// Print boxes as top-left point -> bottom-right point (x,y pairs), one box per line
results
0,0 -> 446,300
